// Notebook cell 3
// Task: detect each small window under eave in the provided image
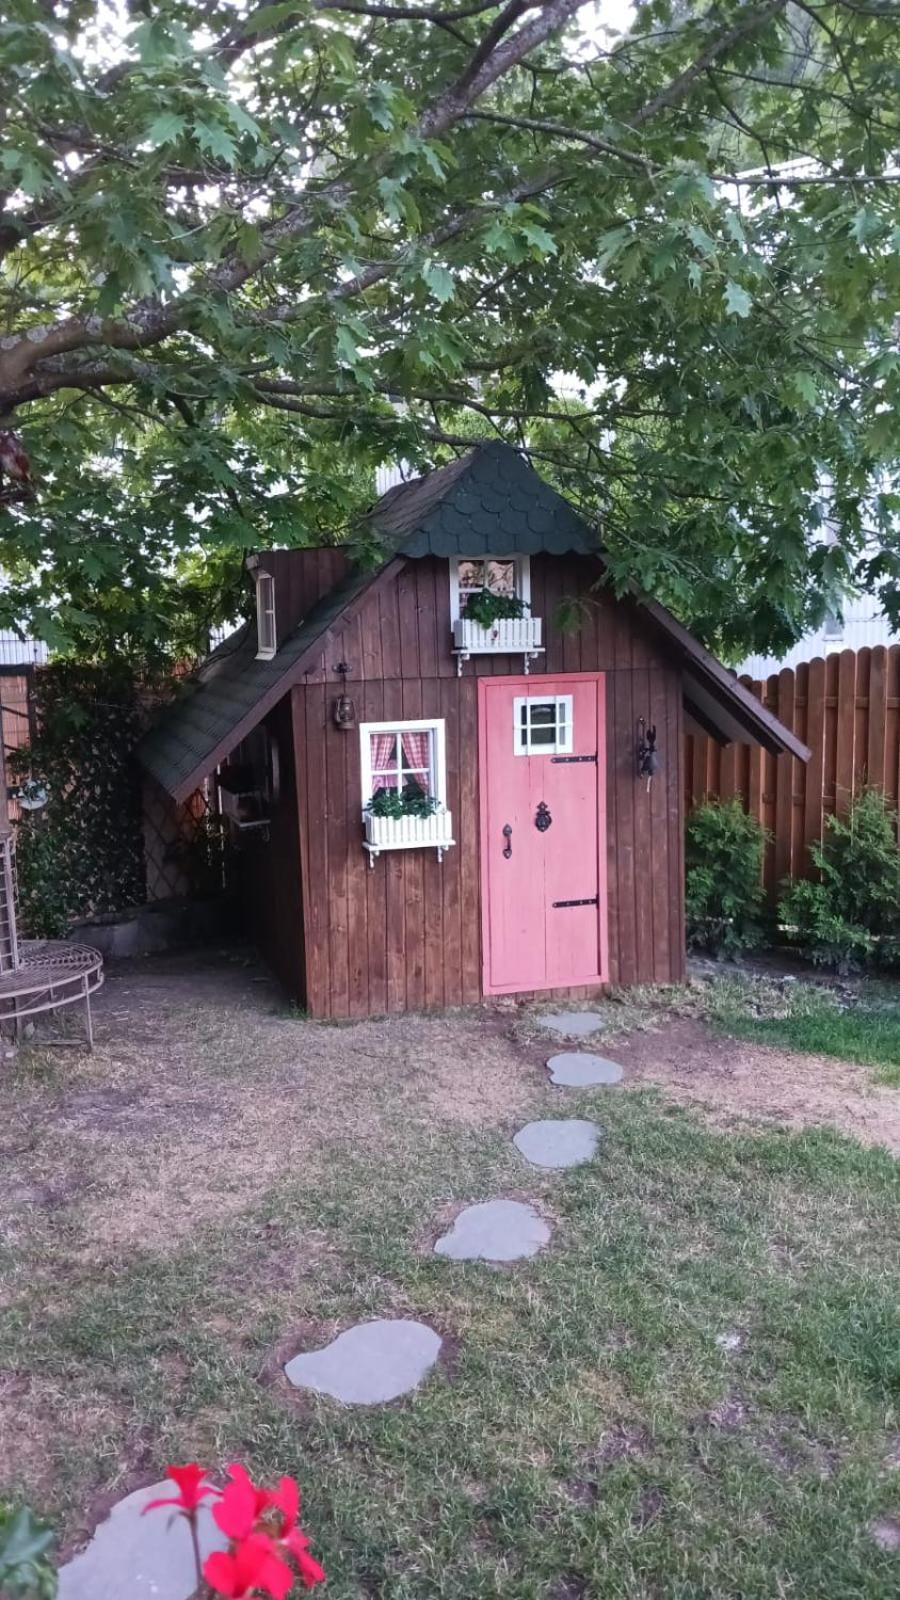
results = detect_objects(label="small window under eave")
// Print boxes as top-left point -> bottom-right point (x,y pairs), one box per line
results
256,572 -> 277,659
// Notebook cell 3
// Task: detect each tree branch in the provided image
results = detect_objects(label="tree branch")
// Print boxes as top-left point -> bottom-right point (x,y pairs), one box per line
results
0,0 -> 818,412
630,0 -> 790,128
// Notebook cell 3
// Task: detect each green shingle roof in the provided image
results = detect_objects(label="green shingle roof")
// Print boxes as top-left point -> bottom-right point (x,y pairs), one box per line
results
139,564 -> 377,798
371,439 -> 597,557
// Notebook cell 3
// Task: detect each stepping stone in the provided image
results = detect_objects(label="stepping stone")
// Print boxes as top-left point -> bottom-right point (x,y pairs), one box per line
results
58,1481 -> 227,1600
284,1318 -> 441,1404
514,1119 -> 601,1169
537,1011 -> 605,1038
547,1051 -> 623,1087
869,1516 -> 900,1552
434,1199 -> 550,1262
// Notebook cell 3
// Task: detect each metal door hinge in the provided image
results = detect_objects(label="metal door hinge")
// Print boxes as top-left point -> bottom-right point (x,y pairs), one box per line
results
552,896 -> 599,908
550,754 -> 597,764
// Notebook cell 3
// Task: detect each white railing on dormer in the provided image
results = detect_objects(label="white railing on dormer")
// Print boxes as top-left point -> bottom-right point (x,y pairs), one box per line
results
452,615 -> 544,674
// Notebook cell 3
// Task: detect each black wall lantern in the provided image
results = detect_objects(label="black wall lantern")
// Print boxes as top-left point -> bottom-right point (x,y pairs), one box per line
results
332,662 -> 357,731
636,717 -> 662,787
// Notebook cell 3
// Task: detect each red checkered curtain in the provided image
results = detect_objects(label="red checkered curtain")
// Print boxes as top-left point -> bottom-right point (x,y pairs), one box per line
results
401,730 -> 431,789
370,732 -> 398,786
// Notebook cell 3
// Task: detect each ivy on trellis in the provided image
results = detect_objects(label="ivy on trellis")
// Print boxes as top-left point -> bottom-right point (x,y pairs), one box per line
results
11,664 -> 147,937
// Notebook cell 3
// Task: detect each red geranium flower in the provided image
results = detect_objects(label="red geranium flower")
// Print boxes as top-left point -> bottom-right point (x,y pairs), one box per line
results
214,1463 -> 271,1541
143,1463 -> 219,1516
204,1532 -> 294,1599
266,1477 -> 325,1589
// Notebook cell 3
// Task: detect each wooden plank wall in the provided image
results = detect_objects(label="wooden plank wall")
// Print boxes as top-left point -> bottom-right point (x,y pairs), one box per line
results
257,547 -> 351,639
684,645 -> 900,903
292,555 -> 685,1018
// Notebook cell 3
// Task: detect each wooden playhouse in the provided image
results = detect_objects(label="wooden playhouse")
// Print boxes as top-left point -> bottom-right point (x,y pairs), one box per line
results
139,442 -> 807,1018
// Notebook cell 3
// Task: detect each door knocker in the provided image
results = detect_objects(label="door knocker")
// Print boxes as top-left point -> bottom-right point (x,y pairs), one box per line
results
535,801 -> 552,832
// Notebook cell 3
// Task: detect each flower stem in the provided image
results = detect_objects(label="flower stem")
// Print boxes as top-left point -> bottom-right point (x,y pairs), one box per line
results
189,1512 -> 203,1587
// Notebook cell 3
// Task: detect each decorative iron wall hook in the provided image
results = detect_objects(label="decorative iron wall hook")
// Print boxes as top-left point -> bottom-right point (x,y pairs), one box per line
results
636,718 -> 661,787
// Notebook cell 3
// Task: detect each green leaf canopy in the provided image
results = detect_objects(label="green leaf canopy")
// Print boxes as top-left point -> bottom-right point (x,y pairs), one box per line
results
2,0 -> 900,661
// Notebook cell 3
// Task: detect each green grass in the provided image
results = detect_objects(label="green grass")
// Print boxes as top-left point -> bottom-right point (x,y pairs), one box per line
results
3,1081 -> 900,1596
706,976 -> 900,1086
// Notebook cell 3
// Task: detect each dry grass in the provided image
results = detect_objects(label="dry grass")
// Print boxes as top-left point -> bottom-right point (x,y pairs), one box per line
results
4,953 -> 541,1257
1,950 -> 899,1597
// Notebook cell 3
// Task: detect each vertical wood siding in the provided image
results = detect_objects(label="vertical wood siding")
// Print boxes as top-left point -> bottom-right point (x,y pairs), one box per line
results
256,547 -> 351,641
293,555 -> 685,1017
684,645 -> 900,902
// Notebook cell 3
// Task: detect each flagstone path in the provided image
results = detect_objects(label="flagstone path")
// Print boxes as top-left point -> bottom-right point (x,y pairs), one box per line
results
57,1481 -> 226,1600
546,1051 -> 624,1086
536,1011 -> 606,1038
513,1118 -> 602,1169
434,1198 -> 551,1262
284,1318 -> 442,1404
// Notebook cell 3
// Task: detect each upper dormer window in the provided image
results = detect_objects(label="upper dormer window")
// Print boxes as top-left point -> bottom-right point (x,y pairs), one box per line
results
449,556 -> 530,624
255,571 -> 276,660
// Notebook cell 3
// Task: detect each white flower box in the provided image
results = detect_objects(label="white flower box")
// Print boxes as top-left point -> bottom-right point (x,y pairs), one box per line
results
363,808 -> 455,865
452,615 -> 543,669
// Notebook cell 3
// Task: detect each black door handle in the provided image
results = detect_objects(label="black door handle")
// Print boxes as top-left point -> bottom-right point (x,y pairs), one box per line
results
502,823 -> 512,859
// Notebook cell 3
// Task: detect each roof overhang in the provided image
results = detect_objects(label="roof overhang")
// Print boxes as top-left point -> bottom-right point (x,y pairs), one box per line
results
638,597 -> 810,761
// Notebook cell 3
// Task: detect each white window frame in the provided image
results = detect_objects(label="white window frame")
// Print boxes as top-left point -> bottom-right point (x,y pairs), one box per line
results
359,718 -> 447,820
513,694 -> 574,756
255,571 -> 277,660
449,554 -> 531,624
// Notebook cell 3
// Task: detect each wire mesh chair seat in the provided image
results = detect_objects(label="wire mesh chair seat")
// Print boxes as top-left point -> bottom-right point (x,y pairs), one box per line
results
0,939 -> 104,1045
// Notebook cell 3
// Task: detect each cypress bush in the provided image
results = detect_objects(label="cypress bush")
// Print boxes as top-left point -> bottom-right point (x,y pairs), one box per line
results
685,798 -> 768,959
779,788 -> 900,972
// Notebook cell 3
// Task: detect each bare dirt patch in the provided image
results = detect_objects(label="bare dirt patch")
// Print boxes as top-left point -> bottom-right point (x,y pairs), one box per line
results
614,1018 -> 900,1154
6,951 -> 543,1259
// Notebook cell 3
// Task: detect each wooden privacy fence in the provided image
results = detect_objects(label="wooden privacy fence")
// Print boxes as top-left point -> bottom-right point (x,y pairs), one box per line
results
685,646 -> 900,904
0,666 -> 36,824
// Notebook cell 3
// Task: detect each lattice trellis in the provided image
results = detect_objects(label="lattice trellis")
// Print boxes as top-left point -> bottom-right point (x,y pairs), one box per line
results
143,778 -> 228,903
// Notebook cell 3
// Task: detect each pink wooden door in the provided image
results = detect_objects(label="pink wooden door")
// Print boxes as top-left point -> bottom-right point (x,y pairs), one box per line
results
479,675 -> 608,994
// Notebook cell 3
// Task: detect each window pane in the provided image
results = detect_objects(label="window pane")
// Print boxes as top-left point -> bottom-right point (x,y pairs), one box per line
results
529,702 -> 556,728
457,559 -> 485,591
529,723 -> 556,746
486,560 -> 516,596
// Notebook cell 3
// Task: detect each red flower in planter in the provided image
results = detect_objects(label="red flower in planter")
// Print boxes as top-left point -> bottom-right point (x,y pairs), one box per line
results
144,1463 -> 219,1515
267,1477 -> 325,1589
204,1532 -> 294,1599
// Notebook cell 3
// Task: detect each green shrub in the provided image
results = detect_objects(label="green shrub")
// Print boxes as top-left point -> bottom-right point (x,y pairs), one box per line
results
779,788 -> 900,972
685,799 -> 768,958
0,1504 -> 56,1598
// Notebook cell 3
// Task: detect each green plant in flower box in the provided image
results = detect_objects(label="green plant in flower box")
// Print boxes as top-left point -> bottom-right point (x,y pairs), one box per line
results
366,781 -> 438,819
462,589 -> 527,629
